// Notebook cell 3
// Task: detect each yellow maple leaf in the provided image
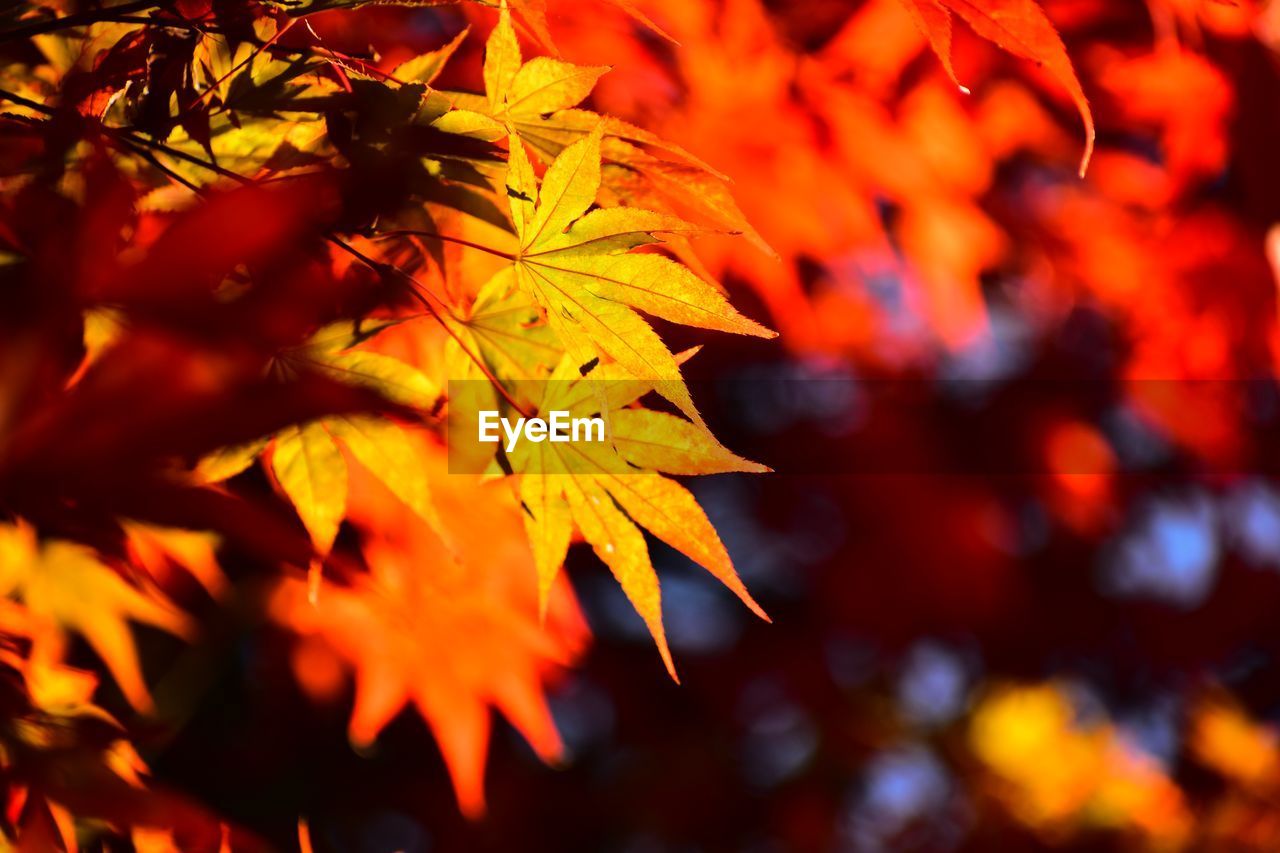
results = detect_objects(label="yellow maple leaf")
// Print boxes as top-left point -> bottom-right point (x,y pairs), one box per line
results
501,122 -> 773,425
198,322 -> 444,558
270,421 -> 349,556
485,1 -> 606,117
391,27 -> 470,86
432,6 -> 772,253
970,683 -> 1189,842
450,269 -> 566,385
505,356 -> 768,681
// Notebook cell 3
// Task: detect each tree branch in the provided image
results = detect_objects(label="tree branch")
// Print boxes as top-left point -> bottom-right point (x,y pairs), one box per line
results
0,0 -> 171,44
0,87 -> 531,420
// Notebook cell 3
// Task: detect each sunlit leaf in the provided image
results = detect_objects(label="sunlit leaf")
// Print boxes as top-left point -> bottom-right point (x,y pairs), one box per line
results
270,421 -> 348,556
503,126 -> 773,425
901,0 -> 1094,174
0,523 -> 191,713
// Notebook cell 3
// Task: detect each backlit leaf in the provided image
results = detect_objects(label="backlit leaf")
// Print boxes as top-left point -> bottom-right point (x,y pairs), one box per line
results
901,0 -> 1094,174
270,422 -> 348,556
392,27 -> 471,85
0,523 -> 191,714
504,127 -> 774,425
506,357 -> 767,677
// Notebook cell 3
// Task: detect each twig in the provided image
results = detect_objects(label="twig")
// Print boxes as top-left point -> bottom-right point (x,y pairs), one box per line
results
330,236 -> 533,417
0,0 -> 169,44
0,85 -> 531,417
373,229 -> 515,261
189,18 -> 297,110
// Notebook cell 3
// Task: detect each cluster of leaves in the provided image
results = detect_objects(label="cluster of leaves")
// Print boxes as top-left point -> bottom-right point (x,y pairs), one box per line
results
3,0 -> 1279,848
0,0 -> 808,844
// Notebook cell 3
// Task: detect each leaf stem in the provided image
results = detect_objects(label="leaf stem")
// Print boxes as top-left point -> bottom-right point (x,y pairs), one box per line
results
188,18 -> 297,111
329,236 -> 532,418
373,229 -> 515,261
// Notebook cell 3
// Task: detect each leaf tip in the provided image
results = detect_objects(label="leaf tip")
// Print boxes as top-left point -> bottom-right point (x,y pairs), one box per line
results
673,345 -> 702,365
1077,128 -> 1096,179
347,729 -> 376,754
656,634 -> 679,683
734,584 -> 770,622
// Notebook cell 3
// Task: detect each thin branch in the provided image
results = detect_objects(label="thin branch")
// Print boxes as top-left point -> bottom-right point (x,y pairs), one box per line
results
118,137 -> 204,194
128,131 -> 250,184
245,40 -> 408,86
101,15 -> 216,30
189,18 -> 296,110
0,86 -> 531,418
0,87 -> 245,185
300,19 -> 404,87
0,0 -> 170,44
0,87 -> 54,115
329,236 -> 533,418
373,229 -> 516,261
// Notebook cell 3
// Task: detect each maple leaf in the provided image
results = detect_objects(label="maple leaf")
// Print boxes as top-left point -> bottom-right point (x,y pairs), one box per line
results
0,642 -> 227,849
0,523 -> 191,714
390,27 -> 471,86
198,322 -> 443,558
500,122 -> 774,425
441,270 -> 566,448
474,0 -> 677,52
122,18 -> 337,188
596,136 -> 776,258
124,522 -> 227,601
270,441 -> 587,818
432,1 -> 608,143
898,0 -> 966,94
503,356 -> 768,680
434,4 -> 772,253
899,0 -> 1095,175
451,272 -> 566,385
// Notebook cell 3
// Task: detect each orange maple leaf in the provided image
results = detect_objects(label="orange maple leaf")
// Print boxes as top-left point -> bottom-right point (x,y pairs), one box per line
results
271,439 -> 588,818
899,0 -> 1095,175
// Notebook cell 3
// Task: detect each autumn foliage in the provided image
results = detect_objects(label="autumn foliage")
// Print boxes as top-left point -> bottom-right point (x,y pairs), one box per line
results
3,0 -> 1280,849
